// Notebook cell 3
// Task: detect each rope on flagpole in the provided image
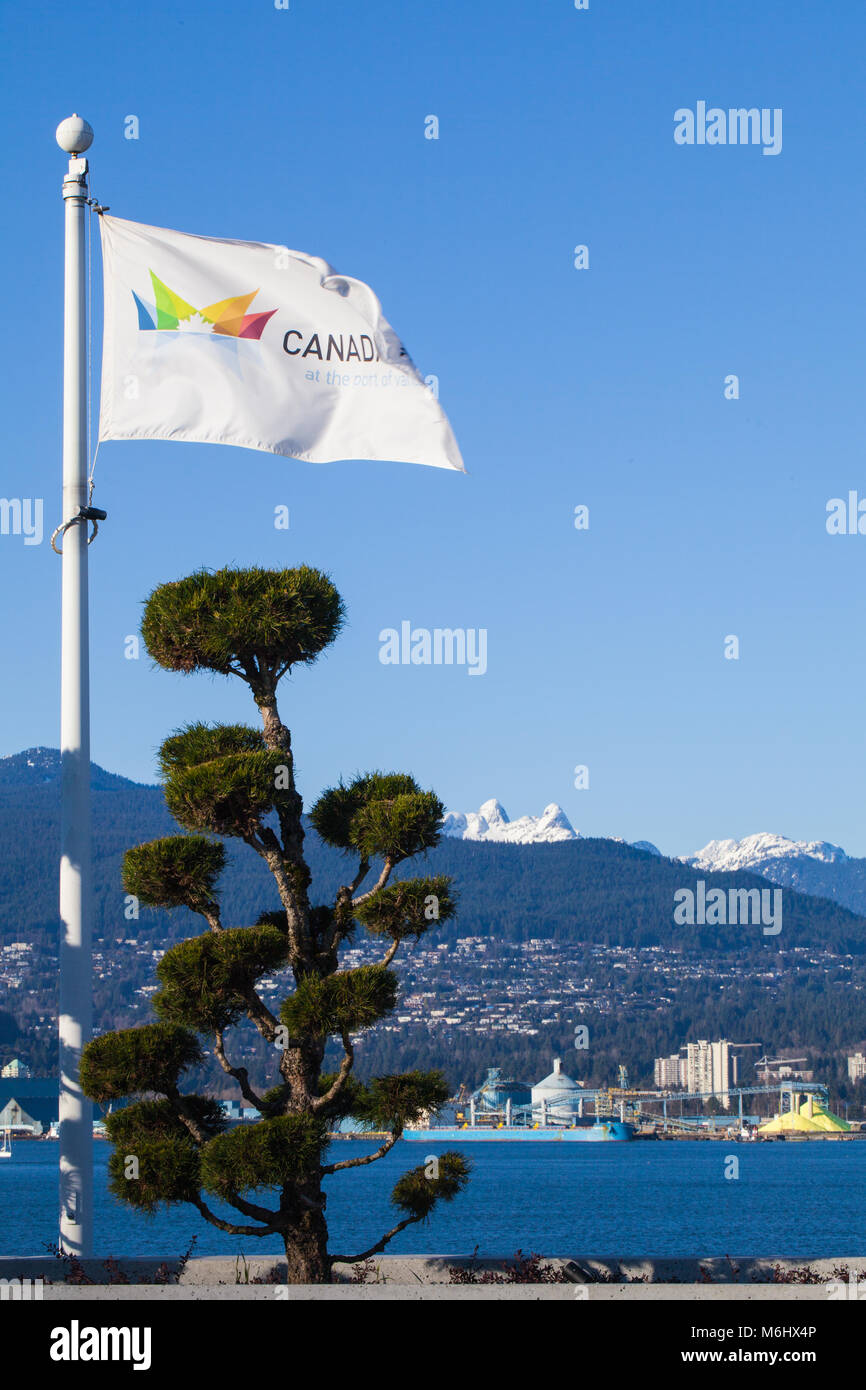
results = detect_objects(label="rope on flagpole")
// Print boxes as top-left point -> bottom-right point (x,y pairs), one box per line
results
84,196 -> 108,504
50,507 -> 104,554
86,198 -> 94,496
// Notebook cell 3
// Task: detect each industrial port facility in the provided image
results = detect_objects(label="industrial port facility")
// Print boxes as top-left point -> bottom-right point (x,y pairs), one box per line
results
1,1055 -> 856,1145
402,1057 -> 857,1143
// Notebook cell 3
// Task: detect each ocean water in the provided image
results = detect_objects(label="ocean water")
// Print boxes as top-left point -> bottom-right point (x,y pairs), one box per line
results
3,1138 -> 865,1261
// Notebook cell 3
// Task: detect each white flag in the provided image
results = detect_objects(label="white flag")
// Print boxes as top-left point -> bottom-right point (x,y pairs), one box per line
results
98,216 -> 464,472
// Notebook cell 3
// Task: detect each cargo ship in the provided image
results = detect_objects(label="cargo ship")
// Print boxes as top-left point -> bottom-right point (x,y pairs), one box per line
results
404,1119 -> 633,1143
403,1059 -> 634,1142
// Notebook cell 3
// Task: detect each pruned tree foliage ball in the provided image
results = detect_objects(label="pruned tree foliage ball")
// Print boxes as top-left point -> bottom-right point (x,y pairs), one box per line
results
164,749 -> 290,837
153,926 -> 290,1032
280,964 -> 398,1038
159,722 -> 265,778
310,772 -> 422,851
141,566 -> 345,684
200,1115 -> 328,1198
356,875 -> 456,941
106,1097 -> 226,1147
390,1151 -> 472,1220
122,835 -> 225,912
107,1133 -> 202,1213
81,1023 -> 202,1102
104,1097 -> 224,1213
351,791 -> 444,862
352,1070 -> 452,1131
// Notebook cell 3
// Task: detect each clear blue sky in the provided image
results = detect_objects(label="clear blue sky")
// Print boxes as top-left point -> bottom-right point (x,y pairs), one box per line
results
1,0 -> 865,858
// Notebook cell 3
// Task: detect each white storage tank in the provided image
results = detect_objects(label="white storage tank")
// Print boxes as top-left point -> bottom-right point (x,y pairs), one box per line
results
531,1057 -> 584,1122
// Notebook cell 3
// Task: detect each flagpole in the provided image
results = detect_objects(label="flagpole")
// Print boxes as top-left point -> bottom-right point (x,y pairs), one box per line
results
55,114 -> 94,1259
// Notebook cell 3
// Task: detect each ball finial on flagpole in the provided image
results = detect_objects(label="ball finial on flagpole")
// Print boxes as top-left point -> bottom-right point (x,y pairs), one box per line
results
56,114 -> 93,155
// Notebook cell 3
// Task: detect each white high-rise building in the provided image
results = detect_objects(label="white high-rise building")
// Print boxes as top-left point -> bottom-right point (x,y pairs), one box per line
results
654,1040 -> 739,1106
684,1041 -> 714,1096
683,1040 -> 736,1108
653,1054 -> 684,1089
710,1040 -> 732,1110
848,1052 -> 866,1082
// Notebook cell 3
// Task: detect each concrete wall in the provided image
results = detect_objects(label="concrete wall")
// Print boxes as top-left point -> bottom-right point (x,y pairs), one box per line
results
2,1252 -> 865,1290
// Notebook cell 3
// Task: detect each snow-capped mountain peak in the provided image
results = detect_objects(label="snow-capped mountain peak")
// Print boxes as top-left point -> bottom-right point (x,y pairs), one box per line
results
442,800 -> 579,844
537,803 -> 577,837
684,832 -> 847,873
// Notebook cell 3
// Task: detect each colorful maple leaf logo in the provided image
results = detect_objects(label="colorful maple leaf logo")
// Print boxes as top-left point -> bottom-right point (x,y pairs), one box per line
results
133,271 -> 277,340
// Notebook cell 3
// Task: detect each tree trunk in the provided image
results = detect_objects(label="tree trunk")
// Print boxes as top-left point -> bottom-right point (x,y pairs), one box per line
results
258,695 -> 309,891
258,697 -> 292,755
282,1205 -> 331,1284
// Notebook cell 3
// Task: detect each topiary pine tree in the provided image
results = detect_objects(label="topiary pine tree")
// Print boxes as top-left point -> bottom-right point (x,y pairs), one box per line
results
80,566 -> 469,1283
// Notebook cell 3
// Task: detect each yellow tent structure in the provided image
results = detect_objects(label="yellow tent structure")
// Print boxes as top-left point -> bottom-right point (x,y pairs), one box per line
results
758,1093 -> 850,1136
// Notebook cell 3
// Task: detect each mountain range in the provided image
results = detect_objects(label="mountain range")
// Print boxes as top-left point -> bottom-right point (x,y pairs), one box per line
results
442,797 -> 664,854
3,748 -> 866,930
442,799 -> 866,913
685,832 -> 847,872
2,749 -> 865,1089
4,754 -> 866,914
442,798 -> 578,844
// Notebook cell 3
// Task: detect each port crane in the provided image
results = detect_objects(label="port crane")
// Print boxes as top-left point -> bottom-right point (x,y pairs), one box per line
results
755,1055 -> 808,1074
452,1082 -> 472,1119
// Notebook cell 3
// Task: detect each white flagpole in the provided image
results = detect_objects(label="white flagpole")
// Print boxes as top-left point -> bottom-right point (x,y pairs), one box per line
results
55,114 -> 95,1259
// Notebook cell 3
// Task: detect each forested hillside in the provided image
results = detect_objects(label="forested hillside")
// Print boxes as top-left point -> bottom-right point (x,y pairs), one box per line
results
1,750 -> 865,1099
2,750 -> 864,958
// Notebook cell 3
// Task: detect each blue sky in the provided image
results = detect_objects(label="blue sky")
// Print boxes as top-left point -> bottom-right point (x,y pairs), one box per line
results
1,0 -> 865,858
